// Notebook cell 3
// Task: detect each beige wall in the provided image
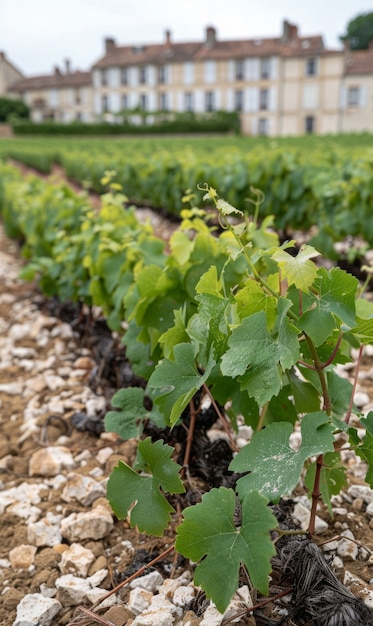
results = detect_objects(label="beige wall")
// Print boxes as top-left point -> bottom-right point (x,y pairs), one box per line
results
22,85 -> 94,122
0,54 -> 23,96
340,75 -> 373,133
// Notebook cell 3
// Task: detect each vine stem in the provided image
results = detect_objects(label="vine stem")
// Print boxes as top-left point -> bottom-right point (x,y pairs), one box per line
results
344,345 -> 364,424
202,384 -> 239,452
308,453 -> 323,536
183,398 -> 197,470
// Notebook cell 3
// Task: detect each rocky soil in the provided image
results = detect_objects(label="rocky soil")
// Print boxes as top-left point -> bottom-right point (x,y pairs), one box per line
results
1,210 -> 373,626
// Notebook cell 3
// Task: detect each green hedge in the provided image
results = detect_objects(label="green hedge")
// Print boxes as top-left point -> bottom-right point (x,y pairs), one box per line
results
11,111 -> 240,136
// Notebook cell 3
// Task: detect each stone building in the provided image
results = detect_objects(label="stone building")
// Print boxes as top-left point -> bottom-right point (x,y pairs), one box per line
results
0,51 -> 24,96
8,60 -> 93,122
5,20 -> 373,135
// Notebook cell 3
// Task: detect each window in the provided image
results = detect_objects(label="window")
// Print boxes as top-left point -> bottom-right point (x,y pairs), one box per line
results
259,88 -> 269,110
121,68 -> 128,85
305,58 -> 317,76
76,112 -> 82,121
183,62 -> 194,85
185,92 -> 194,111
158,66 -> 166,84
139,94 -> 147,110
347,86 -> 360,107
258,118 -> 268,135
305,115 -> 315,134
234,90 -> 244,111
101,69 -> 108,86
139,67 -> 147,85
159,92 -> 168,110
235,60 -> 244,80
48,89 -> 58,107
204,60 -> 216,83
205,91 -> 215,112
260,58 -> 270,79
121,94 -> 128,110
75,89 -> 81,105
102,95 -> 109,112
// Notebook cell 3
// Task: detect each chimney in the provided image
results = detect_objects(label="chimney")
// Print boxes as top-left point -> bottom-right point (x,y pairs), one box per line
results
54,65 -> 61,75
165,30 -> 172,47
205,26 -> 217,47
65,58 -> 71,74
105,37 -> 116,53
282,20 -> 298,43
0,51 -> 5,61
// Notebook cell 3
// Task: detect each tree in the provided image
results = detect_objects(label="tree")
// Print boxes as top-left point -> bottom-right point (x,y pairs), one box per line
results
340,12 -> 373,50
0,97 -> 29,123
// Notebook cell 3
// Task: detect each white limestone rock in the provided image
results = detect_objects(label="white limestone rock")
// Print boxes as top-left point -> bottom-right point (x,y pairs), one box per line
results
59,543 -> 95,577
13,593 -> 61,626
9,544 -> 37,569
0,381 -> 24,395
29,447 -> 75,477
61,472 -> 105,506
55,574 -> 91,606
292,502 -> 328,534
55,569 -> 110,607
337,530 -> 358,560
173,584 -> 196,608
60,505 -> 114,542
344,570 -> 373,609
129,571 -> 164,593
128,587 -> 154,614
347,484 -> 373,504
27,512 -> 63,547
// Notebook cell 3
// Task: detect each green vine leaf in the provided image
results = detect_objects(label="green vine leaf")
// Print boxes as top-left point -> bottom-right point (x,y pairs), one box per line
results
104,387 -> 151,440
148,343 -> 216,426
298,267 -> 358,346
175,487 -> 277,613
272,244 -> 320,293
221,305 -> 299,406
348,411 -> 373,487
231,412 -> 335,502
349,318 -> 373,345
107,438 -> 185,536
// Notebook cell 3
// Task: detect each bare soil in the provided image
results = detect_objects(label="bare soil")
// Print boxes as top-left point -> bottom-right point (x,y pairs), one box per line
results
1,165 -> 373,625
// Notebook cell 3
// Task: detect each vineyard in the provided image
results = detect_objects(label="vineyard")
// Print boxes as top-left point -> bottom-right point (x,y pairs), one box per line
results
0,134 -> 373,625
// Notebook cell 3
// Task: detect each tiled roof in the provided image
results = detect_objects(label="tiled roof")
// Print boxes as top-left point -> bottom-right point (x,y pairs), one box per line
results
344,48 -> 373,75
9,70 -> 91,92
92,34 -> 328,68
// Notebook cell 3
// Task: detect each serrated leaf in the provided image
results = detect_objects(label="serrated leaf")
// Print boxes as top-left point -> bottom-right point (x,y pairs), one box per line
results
158,309 -> 189,359
217,198 -> 243,217
272,245 -> 320,293
107,438 -> 185,536
175,487 -> 277,613
349,318 -> 373,345
104,387 -> 150,440
148,343 -> 216,426
195,265 -> 224,297
304,452 -> 348,516
221,308 -> 299,406
231,412 -> 335,502
348,412 -> 373,487
298,268 -> 358,345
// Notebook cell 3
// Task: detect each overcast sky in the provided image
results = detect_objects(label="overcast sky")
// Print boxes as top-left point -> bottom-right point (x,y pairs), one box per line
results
1,0 -> 371,76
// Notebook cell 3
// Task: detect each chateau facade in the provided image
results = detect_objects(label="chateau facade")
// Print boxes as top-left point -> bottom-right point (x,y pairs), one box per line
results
6,21 -> 373,136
